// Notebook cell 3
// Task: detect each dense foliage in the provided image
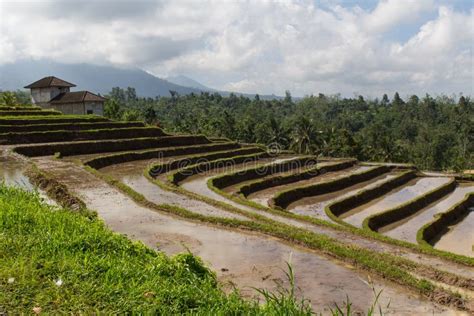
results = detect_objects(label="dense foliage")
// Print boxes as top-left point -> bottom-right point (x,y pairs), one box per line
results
105,88 -> 473,171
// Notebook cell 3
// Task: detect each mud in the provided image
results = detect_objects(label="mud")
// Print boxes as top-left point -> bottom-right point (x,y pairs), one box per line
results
342,177 -> 452,228
383,184 -> 474,244
434,207 -> 474,258
288,173 -> 399,222
15,154 -> 460,314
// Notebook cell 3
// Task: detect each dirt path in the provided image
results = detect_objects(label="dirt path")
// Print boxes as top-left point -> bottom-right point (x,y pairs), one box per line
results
4,152 -> 461,314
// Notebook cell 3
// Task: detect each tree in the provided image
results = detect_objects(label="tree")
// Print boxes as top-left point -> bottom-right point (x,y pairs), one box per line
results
0,91 -> 17,106
392,92 -> 403,107
381,94 -> 389,106
104,99 -> 122,120
291,117 -> 319,154
143,105 -> 157,124
122,109 -> 140,122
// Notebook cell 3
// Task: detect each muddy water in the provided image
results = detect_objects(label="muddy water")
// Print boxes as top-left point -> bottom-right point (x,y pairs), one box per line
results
100,160 -> 249,220
434,207 -> 474,258
287,173 -> 400,222
342,177 -> 452,228
21,155 -> 459,314
383,184 -> 474,244
247,165 -> 372,207
0,152 -> 57,205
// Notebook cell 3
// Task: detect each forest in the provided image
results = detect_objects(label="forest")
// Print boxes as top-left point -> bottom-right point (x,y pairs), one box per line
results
2,88 -> 473,171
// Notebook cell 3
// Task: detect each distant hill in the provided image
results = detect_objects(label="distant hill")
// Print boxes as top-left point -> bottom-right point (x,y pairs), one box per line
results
0,60 -> 204,98
166,75 -> 215,91
0,60 -> 282,100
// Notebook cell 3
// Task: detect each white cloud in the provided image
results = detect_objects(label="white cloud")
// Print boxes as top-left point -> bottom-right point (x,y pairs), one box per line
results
0,0 -> 472,96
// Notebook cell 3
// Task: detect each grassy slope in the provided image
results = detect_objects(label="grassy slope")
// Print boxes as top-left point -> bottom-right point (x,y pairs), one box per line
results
0,184 -> 311,314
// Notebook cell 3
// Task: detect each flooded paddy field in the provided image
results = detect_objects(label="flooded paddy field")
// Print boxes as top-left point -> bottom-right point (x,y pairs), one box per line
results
287,172 -> 400,222
383,184 -> 474,244
100,160 -> 249,220
5,153 -> 460,314
341,177 -> 452,227
244,164 -> 371,206
434,207 -> 474,258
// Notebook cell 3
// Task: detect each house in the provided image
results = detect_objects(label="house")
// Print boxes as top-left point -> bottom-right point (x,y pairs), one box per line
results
24,76 -> 106,115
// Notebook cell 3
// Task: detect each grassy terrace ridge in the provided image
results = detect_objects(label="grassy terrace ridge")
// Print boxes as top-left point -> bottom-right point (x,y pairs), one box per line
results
363,177 -> 457,232
0,184 -> 312,314
148,147 -> 265,177
0,126 -> 168,145
325,170 -> 417,223
237,159 -> 357,197
417,192 -> 474,247
0,121 -> 145,133
0,115 -> 109,124
0,106 -> 41,111
0,110 -> 61,116
271,165 -> 391,209
96,163 -> 474,308
210,156 -> 318,190
85,142 -> 243,170
204,168 -> 474,266
168,151 -> 271,185
13,135 -> 212,157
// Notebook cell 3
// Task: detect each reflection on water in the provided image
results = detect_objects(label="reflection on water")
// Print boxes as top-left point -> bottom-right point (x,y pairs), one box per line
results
383,184 -> 474,244
342,177 -> 452,228
434,206 -> 474,258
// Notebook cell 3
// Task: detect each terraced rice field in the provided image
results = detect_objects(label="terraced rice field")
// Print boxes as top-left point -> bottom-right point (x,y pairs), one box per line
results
1,108 -> 473,314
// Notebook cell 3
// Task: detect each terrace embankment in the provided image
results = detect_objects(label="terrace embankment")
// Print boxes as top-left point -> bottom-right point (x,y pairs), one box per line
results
341,177 -> 452,227
416,191 -> 474,257
238,159 -> 357,198
254,164 -> 372,208
383,184 -> 474,244
0,127 -> 168,144
0,121 -> 145,133
13,135 -> 212,157
19,153 -> 460,314
270,165 -> 391,210
0,110 -> 61,116
288,171 -> 401,222
0,115 -> 109,125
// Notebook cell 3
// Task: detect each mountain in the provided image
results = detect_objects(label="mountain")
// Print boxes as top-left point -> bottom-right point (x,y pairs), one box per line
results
166,75 -> 215,91
0,60 -> 202,97
0,59 -> 282,100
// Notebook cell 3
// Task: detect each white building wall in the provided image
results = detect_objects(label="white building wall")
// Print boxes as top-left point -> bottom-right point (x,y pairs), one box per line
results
84,102 -> 104,116
30,87 -> 70,107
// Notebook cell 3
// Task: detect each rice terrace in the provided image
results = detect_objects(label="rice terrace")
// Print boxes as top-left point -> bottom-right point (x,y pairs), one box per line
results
1,0 -> 474,314
0,76 -> 472,315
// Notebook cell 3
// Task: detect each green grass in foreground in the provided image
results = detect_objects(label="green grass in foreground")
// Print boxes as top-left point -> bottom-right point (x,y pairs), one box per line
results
0,184 -> 312,314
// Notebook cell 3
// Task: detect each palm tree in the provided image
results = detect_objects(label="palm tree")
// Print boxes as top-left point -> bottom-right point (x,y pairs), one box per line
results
290,117 -> 320,154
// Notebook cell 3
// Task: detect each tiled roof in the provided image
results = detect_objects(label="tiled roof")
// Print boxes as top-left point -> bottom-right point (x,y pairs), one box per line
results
24,76 -> 76,88
50,91 -> 107,104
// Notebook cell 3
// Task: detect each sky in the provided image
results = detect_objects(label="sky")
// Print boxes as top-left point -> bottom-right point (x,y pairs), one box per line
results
0,0 -> 472,97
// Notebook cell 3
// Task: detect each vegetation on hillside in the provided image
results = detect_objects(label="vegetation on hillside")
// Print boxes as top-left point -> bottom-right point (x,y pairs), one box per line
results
104,87 -> 473,171
0,184 -> 313,314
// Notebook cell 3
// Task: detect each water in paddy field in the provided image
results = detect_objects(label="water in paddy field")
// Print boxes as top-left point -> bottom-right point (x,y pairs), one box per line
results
0,154 -> 35,191
434,206 -> 474,258
341,177 -> 452,228
31,156 -> 459,315
0,153 -> 57,206
247,165 -> 372,207
287,172 -> 399,222
101,159 -> 249,220
382,184 -> 474,244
